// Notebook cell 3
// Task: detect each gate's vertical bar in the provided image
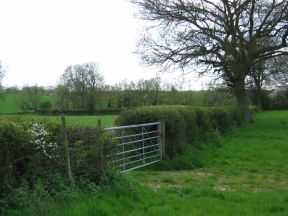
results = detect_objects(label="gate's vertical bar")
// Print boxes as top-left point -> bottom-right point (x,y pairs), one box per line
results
142,126 -> 145,164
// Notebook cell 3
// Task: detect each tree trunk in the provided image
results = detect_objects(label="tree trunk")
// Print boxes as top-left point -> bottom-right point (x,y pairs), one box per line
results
255,87 -> 262,112
236,91 -> 253,123
253,78 -> 262,111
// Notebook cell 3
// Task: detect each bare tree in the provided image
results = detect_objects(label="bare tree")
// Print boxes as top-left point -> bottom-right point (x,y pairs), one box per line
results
133,0 -> 288,122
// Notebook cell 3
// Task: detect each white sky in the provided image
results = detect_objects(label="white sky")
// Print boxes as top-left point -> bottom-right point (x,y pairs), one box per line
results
0,0 -> 206,90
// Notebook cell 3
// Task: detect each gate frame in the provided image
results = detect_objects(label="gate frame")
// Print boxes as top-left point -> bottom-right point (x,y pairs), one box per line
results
105,121 -> 165,173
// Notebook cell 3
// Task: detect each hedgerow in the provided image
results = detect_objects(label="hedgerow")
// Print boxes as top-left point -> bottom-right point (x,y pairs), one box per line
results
117,105 -> 242,158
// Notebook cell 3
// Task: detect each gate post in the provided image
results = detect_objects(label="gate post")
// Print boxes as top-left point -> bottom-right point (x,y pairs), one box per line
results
97,119 -> 104,171
61,115 -> 73,180
160,120 -> 165,158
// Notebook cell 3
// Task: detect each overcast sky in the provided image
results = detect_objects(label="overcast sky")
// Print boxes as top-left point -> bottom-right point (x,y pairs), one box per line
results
0,0 -> 206,90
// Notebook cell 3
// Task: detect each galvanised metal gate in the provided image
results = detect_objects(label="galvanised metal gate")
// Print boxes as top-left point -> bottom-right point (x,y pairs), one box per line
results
105,122 -> 164,173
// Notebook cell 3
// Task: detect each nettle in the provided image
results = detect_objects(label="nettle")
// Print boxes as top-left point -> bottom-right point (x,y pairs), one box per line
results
27,121 -> 59,158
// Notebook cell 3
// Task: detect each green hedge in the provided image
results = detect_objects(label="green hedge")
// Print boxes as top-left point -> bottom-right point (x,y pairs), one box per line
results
117,105 -> 242,158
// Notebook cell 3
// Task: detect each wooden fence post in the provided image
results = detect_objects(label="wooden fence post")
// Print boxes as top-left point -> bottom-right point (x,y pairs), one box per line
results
160,120 -> 165,158
61,115 -> 73,179
97,119 -> 104,171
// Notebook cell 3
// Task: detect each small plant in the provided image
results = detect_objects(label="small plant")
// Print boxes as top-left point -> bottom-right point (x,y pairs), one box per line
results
27,121 -> 58,158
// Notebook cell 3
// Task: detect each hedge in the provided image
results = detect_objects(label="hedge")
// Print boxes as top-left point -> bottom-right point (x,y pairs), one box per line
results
117,106 -> 186,157
117,105 -> 242,158
0,118 -> 115,209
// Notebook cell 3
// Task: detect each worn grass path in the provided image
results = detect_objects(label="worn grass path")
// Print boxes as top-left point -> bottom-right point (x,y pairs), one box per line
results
49,111 -> 288,216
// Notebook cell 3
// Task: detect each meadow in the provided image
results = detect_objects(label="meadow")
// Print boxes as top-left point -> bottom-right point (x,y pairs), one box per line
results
43,111 -> 288,216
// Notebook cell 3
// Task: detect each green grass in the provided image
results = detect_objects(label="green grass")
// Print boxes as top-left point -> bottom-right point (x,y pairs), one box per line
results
43,111 -> 288,216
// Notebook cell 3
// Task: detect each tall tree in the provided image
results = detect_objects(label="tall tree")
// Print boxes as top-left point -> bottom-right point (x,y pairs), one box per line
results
133,0 -> 288,122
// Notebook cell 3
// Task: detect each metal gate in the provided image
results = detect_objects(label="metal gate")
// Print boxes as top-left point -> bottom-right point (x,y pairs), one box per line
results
105,122 -> 164,173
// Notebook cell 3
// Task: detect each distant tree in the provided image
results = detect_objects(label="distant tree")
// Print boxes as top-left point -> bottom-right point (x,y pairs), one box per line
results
55,84 -> 71,112
60,62 -> 104,113
248,54 -> 288,110
4,86 -> 20,94
134,0 -> 288,122
137,77 -> 161,105
18,86 -> 44,112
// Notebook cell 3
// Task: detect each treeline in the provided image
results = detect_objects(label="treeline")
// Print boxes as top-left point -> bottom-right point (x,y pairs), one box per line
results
2,62 -> 288,114
3,84 -> 237,115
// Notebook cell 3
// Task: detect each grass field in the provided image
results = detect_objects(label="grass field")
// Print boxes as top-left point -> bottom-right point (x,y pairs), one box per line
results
0,93 -> 22,113
2,114 -> 118,128
44,111 -> 288,216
